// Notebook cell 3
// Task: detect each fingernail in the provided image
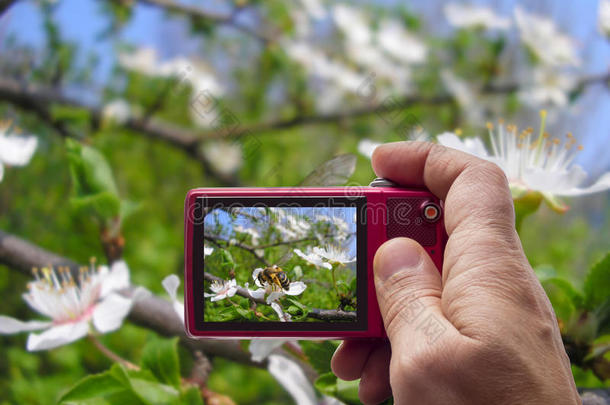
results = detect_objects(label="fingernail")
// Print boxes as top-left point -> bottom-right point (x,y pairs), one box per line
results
374,238 -> 422,281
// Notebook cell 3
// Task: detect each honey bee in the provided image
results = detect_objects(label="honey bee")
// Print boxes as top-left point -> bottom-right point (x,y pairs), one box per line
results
257,265 -> 290,291
257,250 -> 292,291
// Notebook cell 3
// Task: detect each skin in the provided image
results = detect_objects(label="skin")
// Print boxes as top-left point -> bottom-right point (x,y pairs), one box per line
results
331,141 -> 580,405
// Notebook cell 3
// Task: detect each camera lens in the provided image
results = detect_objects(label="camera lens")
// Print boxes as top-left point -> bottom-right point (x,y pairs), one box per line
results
422,202 -> 441,222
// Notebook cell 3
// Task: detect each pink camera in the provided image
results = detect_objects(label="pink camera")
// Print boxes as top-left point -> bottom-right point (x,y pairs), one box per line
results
184,179 -> 446,339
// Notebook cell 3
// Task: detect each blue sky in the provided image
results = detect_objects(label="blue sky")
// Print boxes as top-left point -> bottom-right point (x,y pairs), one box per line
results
1,0 -> 609,176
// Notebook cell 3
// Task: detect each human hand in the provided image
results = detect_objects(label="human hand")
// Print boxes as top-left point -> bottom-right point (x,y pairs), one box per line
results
331,141 -> 580,405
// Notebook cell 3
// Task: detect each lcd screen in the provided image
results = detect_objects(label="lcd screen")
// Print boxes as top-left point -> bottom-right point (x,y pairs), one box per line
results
191,196 -> 367,331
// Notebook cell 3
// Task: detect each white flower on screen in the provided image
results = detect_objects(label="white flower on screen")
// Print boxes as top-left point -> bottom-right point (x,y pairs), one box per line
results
357,139 -> 382,160
444,3 -> 511,30
437,111 -> 610,211
102,99 -> 131,125
250,268 -> 307,306
0,120 -> 38,183
249,339 -> 288,362
599,0 -> 610,38
441,70 -> 484,123
0,261 -> 136,351
204,279 -> 238,302
234,225 -> 261,245
161,274 -> 185,323
201,141 -> 242,176
313,245 -> 356,265
377,19 -> 427,64
518,68 -> 577,108
514,6 -> 580,67
267,355 -> 318,405
204,245 -> 214,257
294,247 -> 332,270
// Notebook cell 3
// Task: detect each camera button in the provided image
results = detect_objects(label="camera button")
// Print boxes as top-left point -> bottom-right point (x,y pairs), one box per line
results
369,177 -> 399,187
422,203 -> 441,222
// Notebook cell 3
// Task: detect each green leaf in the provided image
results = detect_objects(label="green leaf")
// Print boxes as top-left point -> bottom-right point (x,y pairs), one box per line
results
70,192 -> 121,221
540,277 -> 583,321
300,341 -> 338,375
314,372 -> 361,405
108,364 -> 180,405
179,386 -> 204,405
58,371 -> 124,402
140,337 -> 181,388
66,138 -> 119,198
584,253 -> 610,311
50,105 -> 91,126
235,307 -> 251,319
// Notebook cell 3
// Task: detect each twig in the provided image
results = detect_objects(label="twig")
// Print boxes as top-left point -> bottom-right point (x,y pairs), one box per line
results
88,334 -> 139,370
203,272 -> 357,321
133,0 -> 273,43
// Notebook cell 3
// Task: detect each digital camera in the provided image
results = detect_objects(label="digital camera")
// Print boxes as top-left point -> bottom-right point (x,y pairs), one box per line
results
184,179 -> 446,339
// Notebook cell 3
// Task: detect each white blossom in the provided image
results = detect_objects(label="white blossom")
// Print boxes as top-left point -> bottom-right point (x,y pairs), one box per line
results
0,121 -> 38,183
377,19 -> 427,64
294,247 -> 332,269
332,4 -> 372,46
514,6 -> 580,67
518,68 -> 577,108
444,3 -> 511,30
204,279 -> 238,302
357,139 -> 382,160
204,245 -> 214,257
441,70 -> 484,123
102,99 -> 131,125
118,47 -> 159,76
201,141 -> 243,176
0,261 -> 135,351
234,225 -> 261,245
599,0 -> 610,38
250,268 -> 306,307
162,274 -> 185,324
249,339 -> 287,362
313,245 -> 356,265
268,355 -> 318,405
300,0 -> 326,20
437,112 -> 610,211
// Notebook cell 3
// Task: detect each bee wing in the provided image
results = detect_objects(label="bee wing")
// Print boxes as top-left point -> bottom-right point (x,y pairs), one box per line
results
298,154 -> 357,187
276,248 -> 294,266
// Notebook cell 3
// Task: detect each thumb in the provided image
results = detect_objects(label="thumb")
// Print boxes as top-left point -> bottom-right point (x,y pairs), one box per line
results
374,237 -> 452,347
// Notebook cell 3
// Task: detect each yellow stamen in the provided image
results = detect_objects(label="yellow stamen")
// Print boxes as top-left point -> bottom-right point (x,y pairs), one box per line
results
455,128 -> 463,136
578,145 -> 584,151
486,122 -> 494,130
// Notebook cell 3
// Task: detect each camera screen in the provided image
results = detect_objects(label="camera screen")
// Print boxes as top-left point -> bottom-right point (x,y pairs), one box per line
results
192,196 -> 367,331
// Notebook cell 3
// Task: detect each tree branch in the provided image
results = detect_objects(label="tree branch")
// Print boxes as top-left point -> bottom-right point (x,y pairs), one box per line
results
204,272 -> 357,322
0,77 -> 240,186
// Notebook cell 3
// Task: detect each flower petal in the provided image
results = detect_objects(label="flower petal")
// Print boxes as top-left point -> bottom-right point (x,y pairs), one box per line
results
249,339 -> 286,362
248,288 -> 266,300
0,135 -> 38,166
267,291 -> 284,304
267,354 -> 317,405
285,282 -> 307,296
162,275 -> 180,301
92,293 -> 132,333
0,316 -> 51,334
270,302 -> 291,322
26,321 -> 89,351
100,260 -> 130,298
553,172 -> 610,197
173,301 -> 185,324
437,132 -> 489,158
0,163 -> 4,182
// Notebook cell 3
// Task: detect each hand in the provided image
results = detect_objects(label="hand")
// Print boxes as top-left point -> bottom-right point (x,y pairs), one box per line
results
331,141 -> 580,405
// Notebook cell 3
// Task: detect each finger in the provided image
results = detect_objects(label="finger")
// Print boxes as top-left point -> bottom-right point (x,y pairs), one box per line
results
374,237 -> 455,346
331,339 -> 379,381
358,342 -> 392,405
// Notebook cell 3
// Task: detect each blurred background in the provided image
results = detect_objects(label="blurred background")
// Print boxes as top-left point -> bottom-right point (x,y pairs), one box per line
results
0,0 -> 609,403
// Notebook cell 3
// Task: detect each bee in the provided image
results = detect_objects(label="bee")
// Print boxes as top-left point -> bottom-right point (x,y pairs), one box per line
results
257,265 -> 290,291
257,250 -> 292,291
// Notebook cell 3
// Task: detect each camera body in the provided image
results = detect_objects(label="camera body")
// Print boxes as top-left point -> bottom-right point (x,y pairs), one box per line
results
184,181 -> 446,339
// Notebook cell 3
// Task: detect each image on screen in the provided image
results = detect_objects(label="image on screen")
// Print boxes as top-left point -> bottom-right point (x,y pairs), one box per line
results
202,205 -> 357,324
